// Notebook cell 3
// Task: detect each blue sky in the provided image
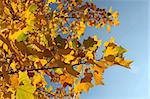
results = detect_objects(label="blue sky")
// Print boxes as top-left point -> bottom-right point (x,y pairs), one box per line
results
80,0 -> 149,99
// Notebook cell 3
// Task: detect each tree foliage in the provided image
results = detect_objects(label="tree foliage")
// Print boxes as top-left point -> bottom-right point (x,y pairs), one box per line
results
0,0 -> 132,98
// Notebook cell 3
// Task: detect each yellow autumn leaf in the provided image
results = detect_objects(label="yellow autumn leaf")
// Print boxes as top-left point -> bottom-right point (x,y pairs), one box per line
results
108,6 -> 112,13
93,65 -> 104,73
0,40 -> 3,46
48,0 -> 57,3
3,43 -> 8,51
10,61 -> 17,71
9,27 -> 28,41
18,71 -> 31,85
50,29 -> 57,38
120,60 -> 133,68
28,56 -> 47,68
113,18 -> 120,26
69,40 -> 73,48
76,64 -> 82,72
93,65 -> 104,85
112,11 -> 119,18
17,71 -> 36,99
94,72 -> 103,85
16,84 -> 36,99
71,58 -> 80,65
86,50 -> 93,59
32,73 -> 42,86
32,72 -> 47,87
49,21 -> 53,29
29,44 -> 41,51
104,37 -> 115,47
62,27 -> 69,34
8,87 -> 16,99
11,2 -> 17,13
55,68 -> 63,75
115,57 -> 133,68
89,35 -> 102,51
96,23 -> 101,28
75,93 -> 80,99
104,47 -> 118,57
4,7 -> 11,16
40,59 -> 47,66
60,74 -> 74,85
115,57 -> 123,63
76,21 -> 86,37
63,50 -> 75,64
74,82 -> 93,93
10,74 -> 19,88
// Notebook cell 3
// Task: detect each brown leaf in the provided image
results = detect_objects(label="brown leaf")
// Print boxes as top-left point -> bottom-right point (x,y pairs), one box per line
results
58,48 -> 72,55
65,64 -> 79,77
54,35 -> 66,48
45,34 -> 53,46
81,72 -> 93,83
83,37 -> 97,49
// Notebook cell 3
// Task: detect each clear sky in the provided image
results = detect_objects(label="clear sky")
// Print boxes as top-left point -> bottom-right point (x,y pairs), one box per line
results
80,0 -> 149,99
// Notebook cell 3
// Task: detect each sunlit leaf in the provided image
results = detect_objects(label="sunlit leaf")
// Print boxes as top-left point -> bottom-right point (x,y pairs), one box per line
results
54,68 -> 63,75
48,0 -> 57,3
0,0 -> 132,98
63,50 -> 75,64
18,71 -> 31,85
29,4 -> 38,12
16,84 -> 36,99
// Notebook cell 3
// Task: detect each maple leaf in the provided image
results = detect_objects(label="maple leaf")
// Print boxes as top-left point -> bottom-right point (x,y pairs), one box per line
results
16,71 -> 36,99
83,37 -> 97,49
16,84 -> 36,99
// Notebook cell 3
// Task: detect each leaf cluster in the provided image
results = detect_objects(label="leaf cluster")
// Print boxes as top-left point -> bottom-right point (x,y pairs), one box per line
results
0,0 -> 132,98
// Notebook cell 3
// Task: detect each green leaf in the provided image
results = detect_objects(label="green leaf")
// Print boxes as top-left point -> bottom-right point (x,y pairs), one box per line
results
29,4 -> 38,12
16,33 -> 27,42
